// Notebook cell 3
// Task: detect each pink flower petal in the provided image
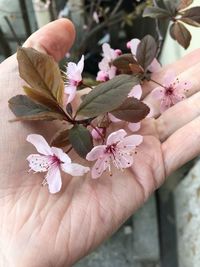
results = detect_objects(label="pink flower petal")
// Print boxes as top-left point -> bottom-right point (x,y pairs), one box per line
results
61,163 -> 90,176
175,80 -> 192,92
27,154 -> 51,172
148,58 -> 161,73
128,122 -> 141,132
114,153 -> 133,169
120,134 -> 143,149
77,55 -> 84,73
51,147 -> 71,164
67,62 -> 78,78
91,128 -> 104,140
86,145 -> 106,161
102,43 -> 115,61
108,113 -> 121,123
46,165 -> 62,194
128,84 -> 142,99
96,70 -> 108,82
99,58 -> 109,72
151,87 -> 164,99
27,134 -> 53,156
108,66 -> 117,79
107,129 -> 127,145
64,85 -> 77,104
91,156 -> 110,179
160,97 -> 172,113
130,39 -> 140,55
171,93 -> 186,104
164,70 -> 176,85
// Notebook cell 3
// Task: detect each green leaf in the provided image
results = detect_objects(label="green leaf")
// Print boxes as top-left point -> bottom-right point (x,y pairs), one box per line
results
110,98 -> 150,123
17,47 -> 64,106
136,35 -> 157,70
69,125 -> 93,158
170,22 -> 191,49
112,53 -> 138,72
181,7 -> 200,26
143,7 -> 170,19
51,129 -> 70,148
9,95 -> 65,121
77,74 -> 140,117
177,0 -> 193,11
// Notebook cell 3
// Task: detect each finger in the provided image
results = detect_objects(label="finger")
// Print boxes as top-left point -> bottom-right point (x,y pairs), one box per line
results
143,62 -> 200,118
23,18 -> 75,61
156,91 -> 200,142
162,116 -> 200,176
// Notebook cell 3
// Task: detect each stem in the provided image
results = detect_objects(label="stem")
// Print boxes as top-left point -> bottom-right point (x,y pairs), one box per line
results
111,0 -> 123,16
90,123 -> 105,141
82,82 -> 93,90
79,11 -> 124,54
65,146 -> 73,154
149,78 -> 166,88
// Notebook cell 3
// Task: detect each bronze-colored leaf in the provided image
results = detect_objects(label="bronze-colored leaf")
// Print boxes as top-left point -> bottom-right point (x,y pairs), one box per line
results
181,7 -> 200,26
180,17 -> 200,27
51,129 -> 70,148
9,95 -> 65,121
170,22 -> 191,49
110,97 -> 150,123
136,35 -> 157,71
24,86 -> 64,114
11,112 -> 64,122
112,54 -> 138,72
17,47 -> 64,106
69,125 -> 93,158
177,0 -> 193,11
129,63 -> 144,74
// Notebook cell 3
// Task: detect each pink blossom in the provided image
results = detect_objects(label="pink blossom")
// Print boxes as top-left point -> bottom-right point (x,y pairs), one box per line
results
86,129 -> 143,178
64,55 -> 84,104
97,43 -> 121,82
91,127 -> 104,140
151,71 -> 191,113
93,11 -> 100,23
127,38 -> 161,73
27,134 -> 90,194
109,84 -> 143,132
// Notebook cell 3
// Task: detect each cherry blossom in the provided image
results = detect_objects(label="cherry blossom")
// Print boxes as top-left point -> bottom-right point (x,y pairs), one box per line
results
86,129 -> 143,178
96,43 -> 121,82
27,134 -> 90,194
64,55 -> 84,104
151,71 -> 191,113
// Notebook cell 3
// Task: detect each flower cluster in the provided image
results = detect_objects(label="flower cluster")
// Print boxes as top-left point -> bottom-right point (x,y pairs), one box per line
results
9,33 -> 191,194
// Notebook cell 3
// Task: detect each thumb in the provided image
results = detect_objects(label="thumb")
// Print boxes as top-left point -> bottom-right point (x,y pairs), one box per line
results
23,18 -> 75,61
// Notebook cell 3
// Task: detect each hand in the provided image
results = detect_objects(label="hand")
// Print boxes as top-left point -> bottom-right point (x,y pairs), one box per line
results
1,19 -> 200,267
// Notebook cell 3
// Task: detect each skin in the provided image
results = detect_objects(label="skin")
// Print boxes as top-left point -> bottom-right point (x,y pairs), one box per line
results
1,18 -> 200,267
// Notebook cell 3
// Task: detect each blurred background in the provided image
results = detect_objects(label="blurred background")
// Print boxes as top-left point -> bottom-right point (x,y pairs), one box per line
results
1,1 -> 200,266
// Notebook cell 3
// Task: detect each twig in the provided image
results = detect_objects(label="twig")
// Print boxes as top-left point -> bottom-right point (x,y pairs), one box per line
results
153,0 -> 164,57
79,11 -> 124,54
4,16 -> 22,45
19,0 -> 32,38
111,0 -> 123,16
0,26 -> 12,57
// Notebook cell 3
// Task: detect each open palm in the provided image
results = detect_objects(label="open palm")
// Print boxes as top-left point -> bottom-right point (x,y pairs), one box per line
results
1,19 -> 200,267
